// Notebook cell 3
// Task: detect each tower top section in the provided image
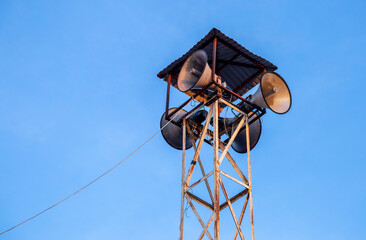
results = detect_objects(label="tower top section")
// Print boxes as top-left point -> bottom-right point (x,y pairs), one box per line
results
157,28 -> 277,97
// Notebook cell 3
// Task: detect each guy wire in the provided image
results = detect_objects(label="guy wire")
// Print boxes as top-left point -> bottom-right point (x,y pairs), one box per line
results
0,112 -> 180,236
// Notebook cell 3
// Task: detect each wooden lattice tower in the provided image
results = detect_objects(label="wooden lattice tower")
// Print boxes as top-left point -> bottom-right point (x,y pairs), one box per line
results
157,28 -> 279,239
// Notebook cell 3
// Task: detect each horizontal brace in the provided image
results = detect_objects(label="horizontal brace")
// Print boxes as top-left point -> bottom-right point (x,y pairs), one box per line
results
220,189 -> 248,211
186,192 -> 214,211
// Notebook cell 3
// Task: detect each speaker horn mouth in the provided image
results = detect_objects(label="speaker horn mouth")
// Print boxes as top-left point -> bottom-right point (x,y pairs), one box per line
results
210,114 -> 262,154
260,72 -> 292,114
160,108 -> 194,150
178,50 -> 209,92
230,114 -> 262,154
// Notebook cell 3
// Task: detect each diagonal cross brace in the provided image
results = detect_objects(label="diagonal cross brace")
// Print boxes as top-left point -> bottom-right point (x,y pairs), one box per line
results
218,116 -> 245,166
185,194 -> 213,240
234,194 -> 250,240
219,170 -> 249,189
185,106 -> 213,186
219,177 -> 245,240
187,126 -> 215,204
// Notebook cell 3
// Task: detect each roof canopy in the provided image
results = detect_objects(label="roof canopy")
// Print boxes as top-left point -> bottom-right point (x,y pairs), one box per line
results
157,28 -> 277,97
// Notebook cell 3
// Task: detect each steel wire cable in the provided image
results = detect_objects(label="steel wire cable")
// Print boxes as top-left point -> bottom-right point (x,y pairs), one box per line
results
0,112 -> 180,236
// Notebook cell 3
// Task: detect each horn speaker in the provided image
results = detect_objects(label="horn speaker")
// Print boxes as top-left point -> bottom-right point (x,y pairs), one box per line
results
210,114 -> 262,153
223,114 -> 262,154
160,108 -> 208,150
250,72 -> 292,114
177,50 -> 218,92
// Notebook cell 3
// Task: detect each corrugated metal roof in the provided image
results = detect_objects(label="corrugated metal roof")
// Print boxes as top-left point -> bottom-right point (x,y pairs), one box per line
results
157,28 -> 277,96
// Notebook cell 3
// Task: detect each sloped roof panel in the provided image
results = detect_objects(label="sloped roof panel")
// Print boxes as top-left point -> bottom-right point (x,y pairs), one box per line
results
157,28 -> 277,96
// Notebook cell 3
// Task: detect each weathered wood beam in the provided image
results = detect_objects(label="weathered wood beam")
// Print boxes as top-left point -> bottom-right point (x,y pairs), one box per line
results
220,189 -> 248,211
187,126 -> 215,204
219,177 -> 245,240
185,194 -> 213,240
186,171 -> 213,191
179,118 -> 186,239
219,170 -> 249,189
218,116 -> 245,165
245,115 -> 255,240
199,213 -> 215,240
219,144 -> 249,186
185,106 -> 213,186
213,98 -> 220,240
219,98 -> 247,116
186,192 -> 214,211
234,194 -> 249,240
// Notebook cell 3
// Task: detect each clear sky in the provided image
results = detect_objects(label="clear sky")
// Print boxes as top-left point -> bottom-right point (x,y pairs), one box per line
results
0,0 -> 365,239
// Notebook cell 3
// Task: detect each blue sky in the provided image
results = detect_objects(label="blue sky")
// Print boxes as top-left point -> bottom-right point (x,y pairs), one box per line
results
0,0 -> 365,239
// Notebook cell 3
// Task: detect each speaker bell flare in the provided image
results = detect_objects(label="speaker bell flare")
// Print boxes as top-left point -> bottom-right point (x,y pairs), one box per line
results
177,50 -> 218,92
250,72 -> 292,114
160,108 -> 208,150
224,114 -> 262,154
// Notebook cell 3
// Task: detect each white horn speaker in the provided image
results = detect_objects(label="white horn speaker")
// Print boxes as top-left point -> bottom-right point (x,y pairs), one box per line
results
250,72 -> 292,114
177,50 -> 218,92
160,108 -> 208,150
224,114 -> 262,154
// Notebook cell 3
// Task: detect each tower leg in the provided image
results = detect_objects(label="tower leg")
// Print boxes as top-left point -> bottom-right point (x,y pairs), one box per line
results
245,115 -> 255,240
179,118 -> 186,240
213,100 -> 220,240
